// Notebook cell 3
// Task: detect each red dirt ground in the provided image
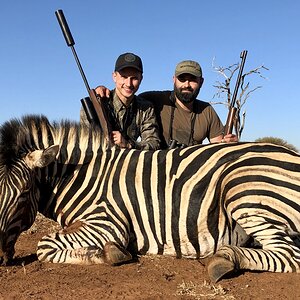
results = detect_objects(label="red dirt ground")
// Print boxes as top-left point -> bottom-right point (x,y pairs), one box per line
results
0,214 -> 299,300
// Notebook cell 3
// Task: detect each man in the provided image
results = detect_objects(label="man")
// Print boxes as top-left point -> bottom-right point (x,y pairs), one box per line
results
139,60 -> 237,148
95,59 -> 237,149
80,52 -> 160,150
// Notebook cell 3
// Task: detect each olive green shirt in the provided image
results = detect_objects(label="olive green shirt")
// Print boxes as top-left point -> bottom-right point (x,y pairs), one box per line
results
139,90 -> 224,149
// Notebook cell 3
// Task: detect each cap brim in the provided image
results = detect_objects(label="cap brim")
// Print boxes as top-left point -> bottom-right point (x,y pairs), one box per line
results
115,64 -> 143,72
175,70 -> 201,77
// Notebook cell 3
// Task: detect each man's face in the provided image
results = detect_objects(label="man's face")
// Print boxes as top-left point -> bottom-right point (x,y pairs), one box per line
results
113,67 -> 143,102
173,73 -> 203,103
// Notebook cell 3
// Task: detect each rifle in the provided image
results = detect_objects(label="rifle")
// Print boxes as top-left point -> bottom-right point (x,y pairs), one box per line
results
224,50 -> 248,136
55,9 -> 111,142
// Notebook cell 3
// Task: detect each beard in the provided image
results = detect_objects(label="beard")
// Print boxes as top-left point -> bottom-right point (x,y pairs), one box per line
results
174,84 -> 200,103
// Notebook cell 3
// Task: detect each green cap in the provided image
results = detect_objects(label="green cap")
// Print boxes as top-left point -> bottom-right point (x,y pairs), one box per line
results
175,60 -> 202,77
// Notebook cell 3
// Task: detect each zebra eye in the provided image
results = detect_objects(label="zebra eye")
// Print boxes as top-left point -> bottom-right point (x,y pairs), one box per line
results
22,188 -> 30,194
22,182 -> 32,194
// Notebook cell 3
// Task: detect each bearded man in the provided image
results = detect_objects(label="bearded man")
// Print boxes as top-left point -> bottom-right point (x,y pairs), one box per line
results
139,60 -> 237,149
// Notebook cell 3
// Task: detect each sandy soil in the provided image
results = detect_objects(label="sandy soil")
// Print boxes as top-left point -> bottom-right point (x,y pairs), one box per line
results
0,214 -> 299,300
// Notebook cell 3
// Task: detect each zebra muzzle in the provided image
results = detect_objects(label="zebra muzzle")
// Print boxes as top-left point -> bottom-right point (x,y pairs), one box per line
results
0,235 -> 15,266
0,248 -> 14,266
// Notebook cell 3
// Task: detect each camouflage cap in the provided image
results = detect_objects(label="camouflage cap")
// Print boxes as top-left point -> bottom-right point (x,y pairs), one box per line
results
175,60 -> 202,77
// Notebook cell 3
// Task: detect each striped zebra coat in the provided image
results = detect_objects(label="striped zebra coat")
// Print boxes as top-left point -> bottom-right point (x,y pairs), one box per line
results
0,115 -> 300,282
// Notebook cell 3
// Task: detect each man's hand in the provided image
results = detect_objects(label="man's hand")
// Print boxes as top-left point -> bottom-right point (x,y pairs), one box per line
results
95,85 -> 111,98
210,133 -> 238,144
111,131 -> 130,148
222,133 -> 238,143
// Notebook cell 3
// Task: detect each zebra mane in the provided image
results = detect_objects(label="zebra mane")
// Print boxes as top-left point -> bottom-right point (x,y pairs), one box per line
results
0,115 -> 47,167
0,114 -> 104,168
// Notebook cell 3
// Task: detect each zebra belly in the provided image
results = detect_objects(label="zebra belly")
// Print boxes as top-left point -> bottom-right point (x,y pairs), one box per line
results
136,241 -> 199,258
134,231 -> 216,259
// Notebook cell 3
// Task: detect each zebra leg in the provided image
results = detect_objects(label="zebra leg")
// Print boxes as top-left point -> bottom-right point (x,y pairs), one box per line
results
204,223 -> 253,281
207,227 -> 300,282
231,222 -> 253,247
36,220 -> 132,265
38,241 -> 132,265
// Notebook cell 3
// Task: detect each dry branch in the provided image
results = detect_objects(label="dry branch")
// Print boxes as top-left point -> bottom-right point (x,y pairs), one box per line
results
211,57 -> 268,139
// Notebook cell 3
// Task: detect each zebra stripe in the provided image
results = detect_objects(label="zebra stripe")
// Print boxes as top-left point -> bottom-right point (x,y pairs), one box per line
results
0,115 -> 299,282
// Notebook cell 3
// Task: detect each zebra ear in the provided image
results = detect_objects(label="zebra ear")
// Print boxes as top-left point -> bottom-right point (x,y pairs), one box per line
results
25,145 -> 59,169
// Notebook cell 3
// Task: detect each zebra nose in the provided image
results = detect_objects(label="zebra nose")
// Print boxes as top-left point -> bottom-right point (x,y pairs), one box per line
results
0,232 -> 10,266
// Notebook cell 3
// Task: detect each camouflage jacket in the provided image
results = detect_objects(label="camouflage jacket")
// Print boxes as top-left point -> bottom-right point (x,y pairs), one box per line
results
80,89 -> 161,150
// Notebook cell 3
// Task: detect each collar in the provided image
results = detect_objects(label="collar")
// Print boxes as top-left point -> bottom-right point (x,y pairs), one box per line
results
112,89 -> 135,113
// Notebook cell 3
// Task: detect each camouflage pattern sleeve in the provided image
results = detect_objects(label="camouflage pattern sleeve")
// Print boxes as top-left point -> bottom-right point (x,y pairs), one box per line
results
79,106 -> 90,126
133,99 -> 161,150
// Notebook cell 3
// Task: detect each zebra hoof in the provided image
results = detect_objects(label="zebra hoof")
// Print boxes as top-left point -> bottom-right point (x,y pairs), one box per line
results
103,242 -> 132,265
207,255 -> 235,283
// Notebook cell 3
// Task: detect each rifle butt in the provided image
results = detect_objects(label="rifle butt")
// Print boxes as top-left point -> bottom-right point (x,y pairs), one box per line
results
80,97 -> 100,126
88,89 -> 112,140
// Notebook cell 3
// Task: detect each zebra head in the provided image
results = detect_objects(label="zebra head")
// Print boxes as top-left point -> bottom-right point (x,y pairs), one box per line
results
0,116 -> 59,265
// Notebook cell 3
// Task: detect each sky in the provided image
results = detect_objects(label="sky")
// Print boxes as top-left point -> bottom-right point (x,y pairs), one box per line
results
0,1 -> 299,150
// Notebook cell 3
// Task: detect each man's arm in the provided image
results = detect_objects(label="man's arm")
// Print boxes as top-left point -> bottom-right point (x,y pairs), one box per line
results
207,105 -> 238,144
133,100 -> 161,150
136,107 -> 160,150
80,106 -> 91,126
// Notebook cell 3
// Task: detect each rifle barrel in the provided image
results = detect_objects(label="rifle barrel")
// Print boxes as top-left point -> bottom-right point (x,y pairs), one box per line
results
55,9 -> 91,93
224,50 -> 248,136
230,50 -> 248,107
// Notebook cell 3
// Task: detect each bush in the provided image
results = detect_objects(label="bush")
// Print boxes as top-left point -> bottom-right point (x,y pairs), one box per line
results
255,137 -> 298,152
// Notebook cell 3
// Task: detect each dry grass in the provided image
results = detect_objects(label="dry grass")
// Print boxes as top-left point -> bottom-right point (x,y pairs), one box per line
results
175,280 -> 235,299
24,213 -> 60,236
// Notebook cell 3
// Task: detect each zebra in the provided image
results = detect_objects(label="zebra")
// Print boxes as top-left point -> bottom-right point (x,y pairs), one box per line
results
0,115 -> 300,282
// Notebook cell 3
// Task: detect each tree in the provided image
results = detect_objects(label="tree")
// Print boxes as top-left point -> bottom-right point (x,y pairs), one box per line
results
255,136 -> 299,152
211,56 -> 268,140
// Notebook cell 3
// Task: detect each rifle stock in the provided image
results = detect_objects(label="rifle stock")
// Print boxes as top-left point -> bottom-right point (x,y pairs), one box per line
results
224,50 -> 248,136
224,106 -> 237,136
88,89 -> 112,135
55,9 -> 111,141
